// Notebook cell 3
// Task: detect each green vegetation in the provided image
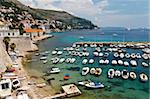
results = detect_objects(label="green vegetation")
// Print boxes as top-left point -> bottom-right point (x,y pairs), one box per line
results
10,43 -> 16,51
3,36 -> 10,52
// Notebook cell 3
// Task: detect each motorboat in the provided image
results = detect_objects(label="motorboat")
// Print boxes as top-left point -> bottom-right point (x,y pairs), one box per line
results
90,68 -> 96,75
43,60 -> 47,64
95,68 -> 102,75
142,62 -> 149,67
99,53 -> 104,57
40,57 -> 47,60
124,61 -> 129,66
82,67 -> 90,76
139,73 -> 149,82
129,71 -> 136,80
93,52 -> 99,57
118,60 -> 123,65
47,67 -> 60,74
131,53 -> 136,59
114,53 -> 119,58
51,50 -> 57,55
111,60 -> 117,65
104,53 -> 109,57
64,74 -> 70,80
12,79 -> 21,88
121,69 -> 129,79
52,57 -> 60,64
95,47 -> 101,52
35,53 -> 40,56
115,70 -> 121,77
85,82 -> 104,89
82,59 -> 88,64
142,54 -> 149,60
119,53 -> 124,58
108,69 -> 115,79
70,58 -> 76,63
136,53 -> 141,59
104,59 -> 109,64
99,59 -> 104,64
125,53 -> 130,58
89,59 -> 94,64
130,60 -> 137,67
65,58 -> 72,63
57,51 -> 63,55
59,58 -> 65,63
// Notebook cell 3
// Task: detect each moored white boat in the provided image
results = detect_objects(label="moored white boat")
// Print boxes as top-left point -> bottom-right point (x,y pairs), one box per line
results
40,57 -> 47,60
111,60 -> 117,65
82,67 -> 90,76
59,58 -> 65,63
82,59 -> 88,64
121,69 -> 129,79
131,53 -> 136,59
85,82 -> 104,89
104,59 -> 109,64
115,70 -> 121,77
120,53 -> 124,58
99,52 -> 103,57
118,60 -> 123,65
139,73 -> 149,82
136,53 -> 141,59
108,69 -> 115,79
99,59 -> 104,64
43,60 -> 48,64
114,53 -> 119,58
89,59 -> 94,64
52,50 -> 57,55
48,67 -> 60,74
124,61 -> 129,66
125,53 -> 130,58
142,62 -> 149,67
129,71 -> 136,80
130,60 -> 137,67
95,68 -> 102,75
90,68 -> 96,75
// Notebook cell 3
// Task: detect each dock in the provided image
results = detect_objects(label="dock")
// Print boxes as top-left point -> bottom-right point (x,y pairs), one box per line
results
44,84 -> 81,99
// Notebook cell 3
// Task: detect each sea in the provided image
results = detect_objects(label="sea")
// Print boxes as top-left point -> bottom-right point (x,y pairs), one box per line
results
24,29 -> 150,99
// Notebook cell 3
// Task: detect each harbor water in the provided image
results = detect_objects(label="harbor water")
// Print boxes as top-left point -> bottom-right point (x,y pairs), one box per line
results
24,29 -> 150,99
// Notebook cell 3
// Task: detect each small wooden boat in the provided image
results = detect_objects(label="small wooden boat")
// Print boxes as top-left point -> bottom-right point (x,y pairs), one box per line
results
64,74 -> 70,80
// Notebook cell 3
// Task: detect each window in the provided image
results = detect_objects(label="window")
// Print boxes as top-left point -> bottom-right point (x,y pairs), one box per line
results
1,83 -> 9,89
8,33 -> 10,36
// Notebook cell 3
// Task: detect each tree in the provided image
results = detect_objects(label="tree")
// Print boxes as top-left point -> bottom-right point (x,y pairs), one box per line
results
10,43 -> 16,51
3,37 -> 10,52
18,23 -> 24,35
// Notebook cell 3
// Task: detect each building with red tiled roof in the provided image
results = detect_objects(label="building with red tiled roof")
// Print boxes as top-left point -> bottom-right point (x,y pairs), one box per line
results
23,28 -> 45,40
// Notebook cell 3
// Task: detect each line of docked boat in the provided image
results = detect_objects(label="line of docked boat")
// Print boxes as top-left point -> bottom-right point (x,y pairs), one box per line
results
82,67 -> 102,76
107,68 -> 149,82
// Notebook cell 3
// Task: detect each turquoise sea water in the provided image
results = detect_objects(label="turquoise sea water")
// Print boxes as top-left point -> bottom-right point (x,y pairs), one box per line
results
25,29 -> 150,99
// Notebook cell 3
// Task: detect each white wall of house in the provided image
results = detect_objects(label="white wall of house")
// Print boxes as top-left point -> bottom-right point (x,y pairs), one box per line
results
0,30 -> 20,37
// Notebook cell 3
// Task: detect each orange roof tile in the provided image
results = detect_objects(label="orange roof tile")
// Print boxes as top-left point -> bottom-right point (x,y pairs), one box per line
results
24,28 -> 44,33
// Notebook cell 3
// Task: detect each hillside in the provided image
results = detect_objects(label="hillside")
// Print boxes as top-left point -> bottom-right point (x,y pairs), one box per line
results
0,0 -> 97,29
